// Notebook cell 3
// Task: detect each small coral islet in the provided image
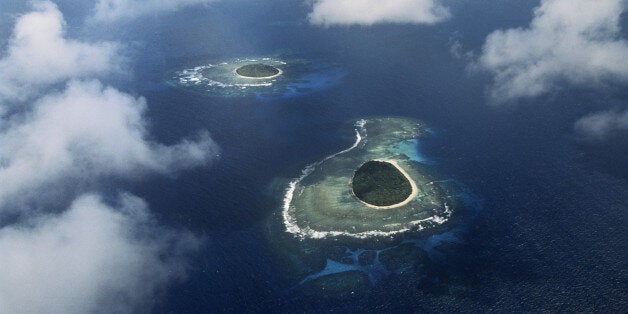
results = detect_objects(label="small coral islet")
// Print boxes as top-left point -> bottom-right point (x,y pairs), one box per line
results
351,160 -> 414,207
234,63 -> 281,79
282,117 -> 453,239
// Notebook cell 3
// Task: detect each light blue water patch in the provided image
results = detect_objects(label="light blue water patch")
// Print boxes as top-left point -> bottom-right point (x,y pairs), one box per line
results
388,139 -> 428,163
298,259 -> 360,285
257,69 -> 346,100
297,248 -> 390,287
294,186 -> 484,289
171,56 -> 345,100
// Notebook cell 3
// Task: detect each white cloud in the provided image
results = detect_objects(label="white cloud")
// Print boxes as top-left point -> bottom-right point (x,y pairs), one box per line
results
0,1 -> 122,102
0,2 -> 217,311
0,193 -> 201,313
476,0 -> 628,102
92,0 -> 215,22
574,108 -> 628,141
308,0 -> 450,26
0,80 -> 218,210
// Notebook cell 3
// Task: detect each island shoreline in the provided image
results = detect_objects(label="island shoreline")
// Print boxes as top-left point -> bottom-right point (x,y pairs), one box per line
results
233,67 -> 283,79
350,159 -> 419,210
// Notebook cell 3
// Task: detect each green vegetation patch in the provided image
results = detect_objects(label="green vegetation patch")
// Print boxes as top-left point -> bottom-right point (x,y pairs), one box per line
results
351,160 -> 412,207
235,63 -> 280,78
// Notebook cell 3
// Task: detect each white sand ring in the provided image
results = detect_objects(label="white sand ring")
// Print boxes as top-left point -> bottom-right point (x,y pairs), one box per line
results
349,159 -> 419,210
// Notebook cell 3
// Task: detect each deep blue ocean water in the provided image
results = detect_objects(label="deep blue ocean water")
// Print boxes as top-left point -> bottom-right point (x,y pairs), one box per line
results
78,0 -> 628,311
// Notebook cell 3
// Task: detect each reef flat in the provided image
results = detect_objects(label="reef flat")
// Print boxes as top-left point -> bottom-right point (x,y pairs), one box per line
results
283,117 -> 452,239
173,57 -> 345,98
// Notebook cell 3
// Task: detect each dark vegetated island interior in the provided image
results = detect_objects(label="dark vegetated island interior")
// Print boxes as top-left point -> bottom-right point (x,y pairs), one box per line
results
351,160 -> 412,207
235,63 -> 280,78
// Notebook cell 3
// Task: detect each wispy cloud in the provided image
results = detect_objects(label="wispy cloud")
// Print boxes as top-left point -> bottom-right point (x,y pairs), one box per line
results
0,193 -> 201,313
0,80 -> 217,211
91,0 -> 215,22
575,108 -> 628,141
308,0 -> 450,26
475,0 -> 628,103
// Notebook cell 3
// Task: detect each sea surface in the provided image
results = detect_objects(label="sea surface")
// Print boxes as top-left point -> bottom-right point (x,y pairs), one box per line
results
95,0 -> 628,311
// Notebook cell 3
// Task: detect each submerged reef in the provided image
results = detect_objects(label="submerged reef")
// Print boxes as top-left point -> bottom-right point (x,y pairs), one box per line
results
268,117 -> 482,300
283,117 -> 452,239
172,57 -> 344,98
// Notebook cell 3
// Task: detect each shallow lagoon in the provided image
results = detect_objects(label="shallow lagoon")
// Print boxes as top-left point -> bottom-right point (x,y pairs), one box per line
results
262,117 -> 483,300
283,117 -> 454,239
171,56 -> 345,99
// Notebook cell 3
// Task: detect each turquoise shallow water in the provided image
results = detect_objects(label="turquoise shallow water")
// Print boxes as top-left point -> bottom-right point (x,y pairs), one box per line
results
282,117 -> 455,239
170,56 -> 345,99
388,139 -> 428,163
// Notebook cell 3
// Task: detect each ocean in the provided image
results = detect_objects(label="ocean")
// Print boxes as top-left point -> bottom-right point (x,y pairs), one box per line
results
91,0 -> 628,311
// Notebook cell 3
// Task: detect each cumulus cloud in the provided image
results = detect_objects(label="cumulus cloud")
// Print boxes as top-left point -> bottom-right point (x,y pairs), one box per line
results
0,2 -> 217,312
476,0 -> 628,102
92,0 -> 215,22
308,0 -> 450,26
0,80 -> 218,210
0,193 -> 201,313
0,1 -> 122,102
574,108 -> 628,141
